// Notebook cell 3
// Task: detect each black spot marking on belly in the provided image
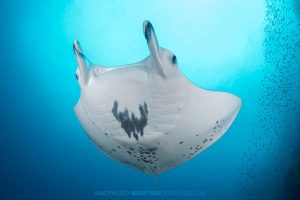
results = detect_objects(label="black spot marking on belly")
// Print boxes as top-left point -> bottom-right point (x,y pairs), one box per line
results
112,100 -> 148,141
130,146 -> 160,165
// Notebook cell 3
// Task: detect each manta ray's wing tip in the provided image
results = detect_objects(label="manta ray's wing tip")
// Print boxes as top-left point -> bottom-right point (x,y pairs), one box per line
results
237,95 -> 242,106
225,93 -> 242,114
234,95 -> 242,113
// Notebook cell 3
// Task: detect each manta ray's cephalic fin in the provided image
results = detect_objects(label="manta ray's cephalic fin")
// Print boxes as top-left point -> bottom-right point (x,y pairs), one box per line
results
73,40 -> 91,83
143,20 -> 165,77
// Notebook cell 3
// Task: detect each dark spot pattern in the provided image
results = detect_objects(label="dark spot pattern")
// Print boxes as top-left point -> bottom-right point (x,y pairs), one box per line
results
112,100 -> 148,140
180,119 -> 226,160
183,144 -> 204,159
123,146 -> 160,170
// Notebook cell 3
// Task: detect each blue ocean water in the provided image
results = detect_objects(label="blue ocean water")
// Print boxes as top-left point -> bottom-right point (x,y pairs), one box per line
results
1,0 -> 299,199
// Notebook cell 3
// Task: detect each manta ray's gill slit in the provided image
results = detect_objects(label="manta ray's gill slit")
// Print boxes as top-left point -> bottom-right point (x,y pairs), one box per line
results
111,100 -> 148,140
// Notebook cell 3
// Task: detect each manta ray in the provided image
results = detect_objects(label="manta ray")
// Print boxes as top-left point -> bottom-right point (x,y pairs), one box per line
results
73,20 -> 242,174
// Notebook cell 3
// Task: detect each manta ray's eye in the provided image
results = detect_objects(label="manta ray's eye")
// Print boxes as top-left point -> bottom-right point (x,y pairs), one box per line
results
172,55 -> 177,65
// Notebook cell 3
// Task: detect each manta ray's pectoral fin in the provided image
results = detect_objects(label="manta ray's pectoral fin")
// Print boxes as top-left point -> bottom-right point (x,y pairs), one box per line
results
143,20 -> 165,77
73,40 -> 91,84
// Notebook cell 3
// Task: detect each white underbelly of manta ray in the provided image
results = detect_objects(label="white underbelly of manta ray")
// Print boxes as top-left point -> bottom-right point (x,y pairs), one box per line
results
73,20 -> 242,174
